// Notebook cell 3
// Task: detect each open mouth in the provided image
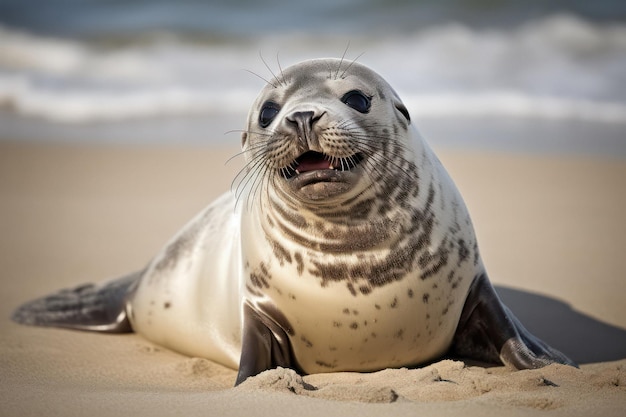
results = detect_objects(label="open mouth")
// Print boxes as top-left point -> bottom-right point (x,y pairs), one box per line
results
281,151 -> 364,180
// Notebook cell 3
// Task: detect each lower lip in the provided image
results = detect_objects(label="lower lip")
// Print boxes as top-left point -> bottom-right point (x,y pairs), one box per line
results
290,169 -> 345,186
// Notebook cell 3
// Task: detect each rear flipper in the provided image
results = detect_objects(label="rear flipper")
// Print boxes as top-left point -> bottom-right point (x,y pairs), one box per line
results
11,271 -> 141,333
451,273 -> 577,369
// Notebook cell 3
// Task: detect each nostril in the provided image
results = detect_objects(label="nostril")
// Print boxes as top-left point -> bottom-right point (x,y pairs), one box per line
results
286,111 -> 325,148
287,111 -> 316,128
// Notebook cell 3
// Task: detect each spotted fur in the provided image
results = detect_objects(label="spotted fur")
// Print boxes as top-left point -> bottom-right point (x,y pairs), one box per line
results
238,59 -> 481,373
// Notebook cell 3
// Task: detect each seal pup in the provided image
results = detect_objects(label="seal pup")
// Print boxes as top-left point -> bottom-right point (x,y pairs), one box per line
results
12,58 -> 576,385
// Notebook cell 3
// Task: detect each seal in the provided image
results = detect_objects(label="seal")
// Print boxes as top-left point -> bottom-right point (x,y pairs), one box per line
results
12,58 -> 576,385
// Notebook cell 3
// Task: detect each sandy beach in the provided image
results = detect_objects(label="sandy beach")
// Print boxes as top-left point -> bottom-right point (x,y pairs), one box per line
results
1,140 -> 625,416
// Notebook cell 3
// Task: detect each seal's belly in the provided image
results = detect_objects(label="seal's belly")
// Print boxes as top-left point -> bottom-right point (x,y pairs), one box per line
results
256,271 -> 469,374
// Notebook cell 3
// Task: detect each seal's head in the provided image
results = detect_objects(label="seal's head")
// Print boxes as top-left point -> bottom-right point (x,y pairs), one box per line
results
241,58 -> 412,206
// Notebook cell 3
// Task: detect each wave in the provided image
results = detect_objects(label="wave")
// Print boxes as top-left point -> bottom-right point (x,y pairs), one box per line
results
404,93 -> 626,124
1,14 -> 626,124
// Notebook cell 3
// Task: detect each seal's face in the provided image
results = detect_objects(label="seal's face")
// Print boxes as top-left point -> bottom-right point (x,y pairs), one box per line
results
241,58 -> 411,205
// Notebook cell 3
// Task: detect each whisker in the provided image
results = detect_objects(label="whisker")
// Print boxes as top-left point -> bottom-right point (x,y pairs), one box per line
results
225,142 -> 268,166
349,139 -> 410,175
243,68 -> 277,88
229,107 -> 415,213
232,150 -> 268,202
322,122 -> 413,185
339,51 -> 365,79
224,129 -> 273,138
276,52 -> 287,87
325,60 -> 335,80
248,162 -> 272,211
335,41 -> 351,80
260,51 -> 280,89
347,153 -> 359,168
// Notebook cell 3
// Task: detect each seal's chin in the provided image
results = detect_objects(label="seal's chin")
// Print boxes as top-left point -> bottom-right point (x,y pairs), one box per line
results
280,151 -> 365,201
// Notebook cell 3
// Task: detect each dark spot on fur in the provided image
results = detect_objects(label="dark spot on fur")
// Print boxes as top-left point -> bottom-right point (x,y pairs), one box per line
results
316,360 -> 336,369
395,329 -> 405,340
152,207 -> 218,274
154,228 -> 197,272
390,297 -> 398,308
164,302 -> 171,309
272,201 -> 308,229
249,262 -> 272,289
350,322 -> 359,330
423,293 -> 430,304
457,238 -> 470,265
473,241 -> 480,266
333,321 -> 342,328
301,335 -> 313,348
419,238 -> 450,280
407,288 -> 414,298
245,284 -> 263,297
271,239 -> 292,266
343,308 -> 350,315
375,304 -> 381,310
294,252 -> 304,275
250,272 -> 269,289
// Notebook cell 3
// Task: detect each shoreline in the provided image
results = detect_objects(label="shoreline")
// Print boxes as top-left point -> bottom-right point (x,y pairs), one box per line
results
2,112 -> 626,158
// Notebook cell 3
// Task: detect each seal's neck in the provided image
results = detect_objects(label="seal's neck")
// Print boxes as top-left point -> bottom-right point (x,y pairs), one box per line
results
261,192 -> 408,254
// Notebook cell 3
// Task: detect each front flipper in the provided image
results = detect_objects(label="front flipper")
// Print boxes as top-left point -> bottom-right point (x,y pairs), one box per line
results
451,273 -> 577,369
235,301 -> 297,386
11,271 -> 141,333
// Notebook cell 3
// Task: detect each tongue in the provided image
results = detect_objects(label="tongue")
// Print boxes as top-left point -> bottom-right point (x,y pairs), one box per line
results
297,154 -> 331,173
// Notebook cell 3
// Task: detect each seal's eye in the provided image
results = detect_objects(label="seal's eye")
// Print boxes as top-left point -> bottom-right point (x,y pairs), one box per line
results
259,101 -> 280,128
342,90 -> 371,113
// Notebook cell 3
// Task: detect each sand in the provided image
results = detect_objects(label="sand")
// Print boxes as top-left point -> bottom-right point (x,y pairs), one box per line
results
1,141 -> 625,416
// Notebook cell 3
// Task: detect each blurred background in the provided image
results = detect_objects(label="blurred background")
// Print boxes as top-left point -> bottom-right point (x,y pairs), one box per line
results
0,0 -> 625,154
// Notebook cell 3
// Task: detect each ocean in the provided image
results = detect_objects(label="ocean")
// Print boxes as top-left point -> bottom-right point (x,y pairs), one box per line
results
1,0 -> 625,154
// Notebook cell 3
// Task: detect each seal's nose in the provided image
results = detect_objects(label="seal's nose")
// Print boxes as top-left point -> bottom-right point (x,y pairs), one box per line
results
286,111 -> 315,132
286,110 -> 323,149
